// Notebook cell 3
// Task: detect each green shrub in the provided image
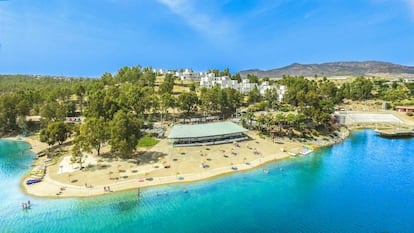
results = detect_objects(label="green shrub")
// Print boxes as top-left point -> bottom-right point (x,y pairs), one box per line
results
138,135 -> 159,147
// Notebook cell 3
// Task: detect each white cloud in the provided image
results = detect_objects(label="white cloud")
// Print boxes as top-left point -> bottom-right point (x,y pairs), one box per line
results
405,0 -> 414,15
157,0 -> 236,46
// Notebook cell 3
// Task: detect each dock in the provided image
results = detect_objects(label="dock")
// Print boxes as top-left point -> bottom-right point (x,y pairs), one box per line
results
375,129 -> 414,138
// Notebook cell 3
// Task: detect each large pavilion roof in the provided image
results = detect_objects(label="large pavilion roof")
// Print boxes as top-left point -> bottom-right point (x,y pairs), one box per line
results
168,122 -> 248,139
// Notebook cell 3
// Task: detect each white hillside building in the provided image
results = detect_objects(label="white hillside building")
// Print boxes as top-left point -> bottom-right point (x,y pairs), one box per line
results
239,79 -> 257,94
173,69 -> 204,81
276,85 -> 286,102
259,81 -> 274,95
199,75 -> 286,101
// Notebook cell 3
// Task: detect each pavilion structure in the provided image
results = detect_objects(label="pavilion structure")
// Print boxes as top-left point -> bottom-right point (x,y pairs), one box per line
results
167,121 -> 248,147
395,106 -> 414,113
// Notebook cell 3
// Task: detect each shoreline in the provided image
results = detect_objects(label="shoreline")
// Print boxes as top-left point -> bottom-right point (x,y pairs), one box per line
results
7,127 -> 350,199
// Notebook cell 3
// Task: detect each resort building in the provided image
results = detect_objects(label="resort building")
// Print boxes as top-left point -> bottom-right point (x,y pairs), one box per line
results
155,68 -> 287,100
395,106 -> 414,112
168,121 -> 248,147
199,75 -> 286,100
403,78 -> 414,83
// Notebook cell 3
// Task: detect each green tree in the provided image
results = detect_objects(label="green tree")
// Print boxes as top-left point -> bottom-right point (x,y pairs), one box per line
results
381,84 -> 410,101
256,114 -> 267,132
71,135 -> 86,169
177,92 -> 199,117
248,86 -> 261,104
39,121 -> 71,146
199,86 -> 220,116
114,66 -> 142,83
189,82 -> 196,92
159,93 -> 175,123
40,102 -> 66,122
109,110 -> 142,158
274,113 -> 286,136
141,67 -> 156,87
231,73 -> 242,82
100,72 -> 114,86
247,74 -> 259,84
159,74 -> 175,94
77,117 -> 110,156
223,88 -> 242,118
64,101 -> 77,117
0,93 -> 20,132
349,77 -> 373,100
75,84 -> 86,115
241,110 -> 255,129
264,89 -> 280,110
87,88 -> 120,120
220,68 -> 231,78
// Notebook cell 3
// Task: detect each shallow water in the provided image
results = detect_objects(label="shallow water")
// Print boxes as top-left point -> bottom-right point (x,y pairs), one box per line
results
1,130 -> 414,233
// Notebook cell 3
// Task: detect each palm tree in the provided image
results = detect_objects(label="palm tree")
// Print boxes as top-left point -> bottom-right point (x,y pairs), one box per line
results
264,114 -> 273,135
256,114 -> 266,132
244,110 -> 255,129
286,113 -> 296,138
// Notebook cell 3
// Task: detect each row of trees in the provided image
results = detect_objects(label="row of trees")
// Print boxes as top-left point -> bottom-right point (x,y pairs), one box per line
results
1,68 -> 413,159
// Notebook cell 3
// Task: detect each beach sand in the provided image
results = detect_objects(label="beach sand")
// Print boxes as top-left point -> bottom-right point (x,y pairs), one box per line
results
19,129 -> 316,198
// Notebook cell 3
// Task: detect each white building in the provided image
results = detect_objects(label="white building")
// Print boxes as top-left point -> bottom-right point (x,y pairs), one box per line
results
259,81 -> 274,95
199,75 -> 286,101
173,69 -> 205,81
277,85 -> 286,102
239,79 -> 257,94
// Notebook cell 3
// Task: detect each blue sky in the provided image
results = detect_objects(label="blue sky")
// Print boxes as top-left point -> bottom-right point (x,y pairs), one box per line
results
0,0 -> 413,77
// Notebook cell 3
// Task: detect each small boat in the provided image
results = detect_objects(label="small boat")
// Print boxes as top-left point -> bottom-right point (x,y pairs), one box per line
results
26,165 -> 46,185
288,152 -> 297,156
299,146 -> 314,156
26,178 -> 41,185
299,150 -> 312,156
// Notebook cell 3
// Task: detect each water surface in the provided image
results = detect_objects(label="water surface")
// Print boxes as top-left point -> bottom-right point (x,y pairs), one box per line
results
1,130 -> 413,233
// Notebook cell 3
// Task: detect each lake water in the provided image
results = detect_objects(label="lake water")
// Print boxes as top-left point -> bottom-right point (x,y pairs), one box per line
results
1,130 -> 414,233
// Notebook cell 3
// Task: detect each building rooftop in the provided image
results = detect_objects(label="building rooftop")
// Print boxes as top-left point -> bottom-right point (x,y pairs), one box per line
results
168,121 -> 248,139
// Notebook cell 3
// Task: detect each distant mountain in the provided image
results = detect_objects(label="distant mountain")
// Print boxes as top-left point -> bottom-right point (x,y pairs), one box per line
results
239,61 -> 414,78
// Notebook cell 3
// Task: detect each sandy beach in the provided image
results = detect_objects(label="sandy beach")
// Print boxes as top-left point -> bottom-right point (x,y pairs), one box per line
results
17,128 -> 337,198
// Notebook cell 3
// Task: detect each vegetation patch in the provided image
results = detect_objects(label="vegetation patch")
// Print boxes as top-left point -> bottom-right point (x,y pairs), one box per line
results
138,135 -> 159,147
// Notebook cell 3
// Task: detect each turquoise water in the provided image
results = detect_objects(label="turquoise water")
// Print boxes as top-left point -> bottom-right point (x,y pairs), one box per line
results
1,130 -> 414,233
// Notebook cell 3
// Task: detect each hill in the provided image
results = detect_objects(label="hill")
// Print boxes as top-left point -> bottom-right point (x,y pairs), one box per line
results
239,61 -> 414,78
